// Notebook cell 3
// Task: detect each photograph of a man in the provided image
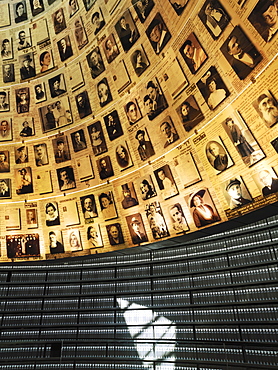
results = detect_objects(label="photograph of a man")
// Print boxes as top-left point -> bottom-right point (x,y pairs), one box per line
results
121,183 -> 138,209
143,79 -> 168,120
58,36 -> 73,62
221,26 -> 262,80
205,140 -> 230,172
86,46 -> 105,79
19,53 -> 36,80
0,119 -> 11,141
224,177 -> 252,209
0,179 -> 11,198
146,13 -> 171,54
34,143 -> 48,166
125,100 -> 141,125
2,64 -> 15,83
104,111 -> 123,141
98,156 -> 114,180
132,0 -> 154,22
57,166 -> 76,191
115,10 -> 139,52
71,129 -> 87,152
198,0 -> 230,39
20,120 -> 33,137
80,195 -> 97,219
53,137 -> 70,163
258,169 -> 278,196
248,0 -> 278,42
177,96 -> 204,132
160,118 -> 179,148
17,30 -> 31,50
180,33 -> 207,74
0,91 -> 9,111
135,129 -> 155,161
76,91 -> 92,119
253,91 -> 278,128
126,214 -> 148,244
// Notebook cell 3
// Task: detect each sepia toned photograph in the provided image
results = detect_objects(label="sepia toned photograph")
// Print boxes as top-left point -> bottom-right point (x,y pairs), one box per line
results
76,90 -> 92,119
124,100 -> 142,125
136,174 -> 157,201
45,201 -> 60,226
91,8 -> 105,35
252,166 -> 278,197
168,0 -> 188,15
248,0 -> 278,42
168,203 -> 189,233
0,119 -> 12,141
1,37 -> 13,60
15,87 -> 30,114
126,213 -> 148,244
0,150 -> 10,173
14,1 -> 28,23
68,229 -> 83,252
34,83 -> 47,103
115,141 -> 133,171
58,36 -> 73,62
49,230 -> 64,254
97,156 -> 114,180
15,146 -> 28,165
15,167 -> 33,195
130,45 -> 149,77
39,50 -> 54,74
17,29 -> 32,51
180,32 -> 208,74
159,116 -> 179,148
121,182 -> 138,209
71,129 -> 87,152
68,0 -> 79,17
53,136 -> 70,164
135,128 -> 155,161
19,53 -> 35,80
26,208 -> 38,229
146,13 -> 171,54
0,178 -> 11,198
52,8 -> 67,35
29,0 -> 44,17
86,46 -> 105,79
102,34 -> 119,63
106,223 -> 124,246
88,121 -> 107,156
221,176 -> 253,210
141,78 -> 168,120
6,234 -> 40,258
205,137 -> 233,173
146,201 -> 169,239
2,64 -> 15,83
39,97 -> 72,133
97,77 -> 112,107
0,90 -> 9,112
177,96 -> 204,132
87,224 -> 103,249
34,143 -> 49,166
252,90 -> 278,128
49,74 -> 67,98
19,118 -> 34,137
154,164 -> 179,200
132,0 -> 154,22
115,9 -> 139,52
98,190 -> 117,220
104,110 -> 123,141
80,194 -> 98,220
74,16 -> 88,49
57,166 -> 76,191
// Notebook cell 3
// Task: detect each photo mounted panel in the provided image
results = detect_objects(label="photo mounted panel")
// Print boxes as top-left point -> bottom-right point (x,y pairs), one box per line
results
0,118 -> 12,141
34,82 -> 47,103
102,33 -> 120,63
135,128 -> 155,161
104,110 -> 123,141
57,166 -> 76,192
159,116 -> 179,148
53,136 -> 71,164
173,151 -> 202,188
0,150 -> 10,173
132,0 -> 154,22
97,156 -> 114,180
15,87 -> 30,114
180,32 -> 208,74
26,208 -> 38,229
67,229 -> 82,252
34,143 -> 49,166
6,234 -> 40,258
136,174 -> 157,201
76,155 -> 94,182
252,166 -> 278,197
0,179 -> 11,199
38,49 -> 54,74
14,1 -> 28,24
71,129 -> 87,152
115,141 -> 133,171
76,90 -> 92,119
115,9 -> 139,52
140,77 -> 168,120
45,201 -> 60,227
80,194 -> 98,221
62,200 -> 80,227
221,176 -> 253,210
248,0 -> 278,42
126,213 -> 148,245
146,13 -> 171,55
120,182 -> 138,209
19,118 -> 34,137
130,45 -> 149,77
15,167 -> 33,195
205,137 -> 233,174
74,16 -> 88,50
0,90 -> 10,112
98,190 -> 117,220
49,230 -> 64,254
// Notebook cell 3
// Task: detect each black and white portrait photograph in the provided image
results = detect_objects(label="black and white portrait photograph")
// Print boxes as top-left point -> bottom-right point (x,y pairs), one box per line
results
132,0 -> 154,22
45,201 -> 60,226
39,50 -> 54,74
185,188 -> 220,228
168,0 -> 188,15
0,151 -> 10,172
19,53 -> 36,80
71,129 -> 87,152
80,194 -> 98,220
168,203 -> 189,234
68,0 -> 79,17
180,32 -> 208,74
57,166 -> 76,191
104,110 -> 123,141
141,78 -> 168,120
252,90 -> 278,128
1,37 -> 13,60
49,74 -> 66,98
87,121 -> 107,156
253,166 -> 278,197
16,87 -> 30,114
102,34 -> 119,63
87,224 -> 103,249
34,83 -> 46,103
0,90 -> 9,112
49,230 -> 64,254
115,9 -> 139,52
146,13 -> 171,54
106,223 -> 124,246
98,191 -> 117,220
124,100 -> 142,125
6,234 -> 40,258
198,0 -> 230,40
29,0 -> 44,17
15,145 -> 28,164
221,177 -> 253,210
197,66 -> 230,110
130,45 -> 149,77
39,97 -> 72,133
2,64 -> 15,83
154,164 -> 179,200
146,201 -> 169,240
76,90 -> 92,119
221,26 -> 263,80
26,208 -> 38,229
74,16 -> 88,50
97,78 -> 112,107
126,213 -> 148,245
0,179 -> 11,198
15,167 -> 33,195
49,137 -> 65,168
0,119 -> 12,141
177,95 -> 204,133
86,46 -> 105,79
159,116 -> 179,148
121,182 -> 138,209
115,141 -> 133,171
136,174 -> 157,201
91,8 -> 105,35
68,229 -> 82,252
34,143 -> 49,166
97,156 -> 114,180
205,138 -> 233,173
14,1 -> 28,23
222,112 -> 265,167
135,128 -> 155,161
58,36 -> 73,62
19,119 -> 34,137
52,7 -> 67,35
17,29 -> 31,51
248,0 -> 278,42
82,0 -> 95,11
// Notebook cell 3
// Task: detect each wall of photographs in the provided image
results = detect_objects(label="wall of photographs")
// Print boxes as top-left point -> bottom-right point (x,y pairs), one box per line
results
0,0 -> 277,262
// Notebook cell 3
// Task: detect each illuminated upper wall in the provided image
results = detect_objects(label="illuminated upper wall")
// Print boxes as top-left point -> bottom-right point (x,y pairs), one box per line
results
0,0 -> 277,261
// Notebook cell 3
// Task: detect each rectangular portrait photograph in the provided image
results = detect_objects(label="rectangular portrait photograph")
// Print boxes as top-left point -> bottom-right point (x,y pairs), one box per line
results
198,0 -> 230,40
136,174 -> 157,201
135,128 -> 155,161
75,90 -> 92,119
0,178 -> 11,199
38,49 -> 54,75
73,16 -> 88,50
220,26 -> 262,80
87,121 -> 107,156
0,119 -> 12,142
106,223 -> 124,246
145,201 -> 169,240
16,28 -> 32,51
98,190 -> 117,220
159,116 -> 179,149
0,90 -> 10,112
197,66 -> 230,110
97,156 -> 114,180
19,53 -> 35,80
0,36 -> 13,60
248,0 -> 278,42
53,136 -> 71,163
176,95 -> 204,133
39,96 -> 72,133
71,128 -> 87,152
124,99 -> 142,126
15,87 -> 30,114
34,143 -> 49,166
15,167 -> 33,195
34,82 -> 47,103
67,229 -> 83,252
56,166 -> 76,192
102,33 -> 120,64
168,0 -> 188,15
115,9 -> 139,52
132,0 -> 154,22
6,234 -> 40,258
180,32 -> 208,74
153,164 -> 179,200
48,73 -> 67,98
205,136 -> 234,174
26,208 -> 38,229
115,141 -> 133,171
252,90 -> 278,128
87,223 -> 103,249
146,13 -> 171,55
126,213 -> 148,245
130,44 -> 149,77
222,111 -> 265,167
80,194 -> 98,221
120,182 -> 138,209
140,77 -> 168,120
168,203 -> 189,234
252,166 -> 278,197
185,188 -> 220,228
104,110 -> 123,141
221,176 -> 253,210
19,118 -> 34,138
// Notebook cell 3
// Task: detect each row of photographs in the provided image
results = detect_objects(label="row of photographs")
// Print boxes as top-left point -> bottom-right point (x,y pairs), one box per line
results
3,162 -> 278,260
0,0 -> 277,89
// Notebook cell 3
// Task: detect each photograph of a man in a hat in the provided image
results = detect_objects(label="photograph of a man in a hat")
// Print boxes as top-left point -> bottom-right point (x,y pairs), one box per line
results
20,53 -> 36,80
126,213 -> 148,244
225,177 -> 252,209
